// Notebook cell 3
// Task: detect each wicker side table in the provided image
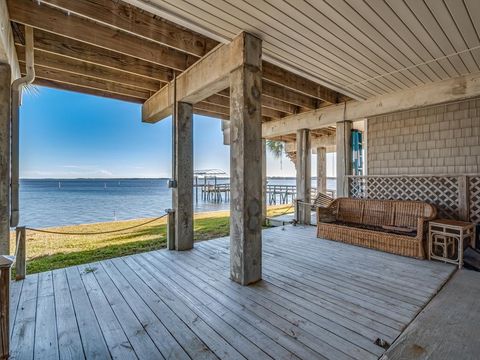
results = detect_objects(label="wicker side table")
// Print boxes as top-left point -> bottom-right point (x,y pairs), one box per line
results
428,219 -> 476,268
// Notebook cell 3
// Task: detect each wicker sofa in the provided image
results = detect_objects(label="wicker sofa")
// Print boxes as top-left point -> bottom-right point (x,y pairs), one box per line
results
317,198 -> 437,258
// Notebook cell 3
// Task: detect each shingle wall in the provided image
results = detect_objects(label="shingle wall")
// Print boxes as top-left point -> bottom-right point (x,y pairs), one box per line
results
367,98 -> 480,175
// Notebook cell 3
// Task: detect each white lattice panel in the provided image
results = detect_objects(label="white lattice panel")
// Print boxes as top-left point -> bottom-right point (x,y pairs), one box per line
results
349,176 -> 460,220
470,176 -> 480,225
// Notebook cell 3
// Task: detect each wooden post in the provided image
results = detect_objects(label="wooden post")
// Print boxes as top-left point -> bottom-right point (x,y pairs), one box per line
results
229,33 -> 262,286
336,120 -> 353,197
317,147 -> 327,194
458,175 -> 470,222
15,227 -> 26,281
262,139 -> 267,225
173,102 -> 193,251
0,256 -> 14,360
296,129 -> 311,224
0,63 -> 11,255
166,209 -> 175,250
195,176 -> 198,203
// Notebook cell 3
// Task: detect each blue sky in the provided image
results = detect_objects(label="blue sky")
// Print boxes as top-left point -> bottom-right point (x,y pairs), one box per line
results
20,86 -> 312,179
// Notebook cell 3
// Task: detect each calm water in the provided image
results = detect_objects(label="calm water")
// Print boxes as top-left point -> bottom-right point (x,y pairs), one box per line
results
19,178 -> 335,228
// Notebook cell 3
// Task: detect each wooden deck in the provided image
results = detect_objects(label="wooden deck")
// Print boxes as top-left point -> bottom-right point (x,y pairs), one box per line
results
9,225 -> 455,360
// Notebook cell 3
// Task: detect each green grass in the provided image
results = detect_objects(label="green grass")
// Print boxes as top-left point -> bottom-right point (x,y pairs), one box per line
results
12,205 -> 292,275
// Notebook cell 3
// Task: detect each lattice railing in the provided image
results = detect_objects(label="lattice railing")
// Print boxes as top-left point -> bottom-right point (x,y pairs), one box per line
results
469,176 -> 480,224
348,175 -> 480,223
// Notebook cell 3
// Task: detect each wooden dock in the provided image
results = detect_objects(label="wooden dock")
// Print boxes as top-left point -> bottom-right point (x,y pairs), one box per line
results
9,226 -> 455,360
197,184 -> 335,204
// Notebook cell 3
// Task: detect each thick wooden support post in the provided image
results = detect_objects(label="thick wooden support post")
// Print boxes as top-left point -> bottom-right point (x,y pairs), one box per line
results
229,33 -> 262,286
15,227 -> 26,281
296,129 -> 311,224
336,121 -> 352,197
0,64 -> 11,255
173,102 -> 194,251
0,256 -> 13,360
317,147 -> 327,194
262,139 -> 267,225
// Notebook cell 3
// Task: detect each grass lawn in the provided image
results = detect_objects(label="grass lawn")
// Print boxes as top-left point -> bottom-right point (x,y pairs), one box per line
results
11,204 -> 294,275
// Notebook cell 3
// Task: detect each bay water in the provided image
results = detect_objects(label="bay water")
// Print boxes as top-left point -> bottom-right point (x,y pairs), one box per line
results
19,178 -> 335,228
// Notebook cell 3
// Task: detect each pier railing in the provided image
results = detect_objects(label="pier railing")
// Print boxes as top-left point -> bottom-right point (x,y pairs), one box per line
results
196,183 -> 336,204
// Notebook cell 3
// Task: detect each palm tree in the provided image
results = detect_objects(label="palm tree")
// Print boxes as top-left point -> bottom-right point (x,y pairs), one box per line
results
266,140 -> 284,159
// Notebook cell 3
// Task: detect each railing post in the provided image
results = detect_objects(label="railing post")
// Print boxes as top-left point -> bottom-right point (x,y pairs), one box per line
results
15,227 -> 26,281
165,209 -> 175,250
458,175 -> 470,221
0,256 -> 14,360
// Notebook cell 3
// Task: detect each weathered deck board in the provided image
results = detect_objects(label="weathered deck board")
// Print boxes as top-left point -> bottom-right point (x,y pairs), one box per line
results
10,274 -> 38,360
64,266 -> 111,360
34,272 -> 58,360
9,225 -> 455,360
51,269 -> 85,360
382,269 -> 480,360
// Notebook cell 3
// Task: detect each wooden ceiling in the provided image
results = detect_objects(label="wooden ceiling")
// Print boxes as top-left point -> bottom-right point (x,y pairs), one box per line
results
124,0 -> 480,101
8,0 -> 347,123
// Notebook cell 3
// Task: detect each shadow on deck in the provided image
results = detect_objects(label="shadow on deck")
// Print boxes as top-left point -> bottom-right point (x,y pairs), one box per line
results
9,226 -> 456,360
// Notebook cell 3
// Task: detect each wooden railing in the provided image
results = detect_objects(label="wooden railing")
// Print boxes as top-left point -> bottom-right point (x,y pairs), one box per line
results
347,174 -> 480,224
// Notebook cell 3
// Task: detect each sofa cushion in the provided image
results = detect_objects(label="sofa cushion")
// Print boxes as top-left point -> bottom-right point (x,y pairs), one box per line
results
330,221 -> 418,237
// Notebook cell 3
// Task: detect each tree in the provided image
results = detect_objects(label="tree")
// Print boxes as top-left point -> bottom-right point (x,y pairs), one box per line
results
266,140 -> 284,159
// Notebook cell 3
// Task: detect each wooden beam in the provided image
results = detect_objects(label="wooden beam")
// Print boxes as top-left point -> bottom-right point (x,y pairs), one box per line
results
263,80 -> 318,109
23,64 -> 151,100
263,62 -> 339,103
261,95 -> 298,114
33,77 -> 145,103
41,0 -> 217,57
194,102 -> 229,117
16,45 -> 161,92
193,108 -> 229,121
35,0 -> 342,106
202,94 -> 229,108
197,97 -> 283,119
214,89 -> 297,114
8,0 -> 196,71
262,72 -> 480,137
143,32 -> 260,123
17,28 -> 174,81
0,0 -> 20,79
283,135 -> 336,152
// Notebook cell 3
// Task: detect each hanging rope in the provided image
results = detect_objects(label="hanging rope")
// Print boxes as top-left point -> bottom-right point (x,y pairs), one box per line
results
25,213 -> 167,236
272,203 -> 295,217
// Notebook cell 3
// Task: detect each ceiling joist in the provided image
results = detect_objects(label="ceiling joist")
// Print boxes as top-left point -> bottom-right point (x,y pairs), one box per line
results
8,0 -> 197,71
22,63 -> 151,100
16,45 -> 161,92
40,0 -> 217,57
33,77 -> 145,103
